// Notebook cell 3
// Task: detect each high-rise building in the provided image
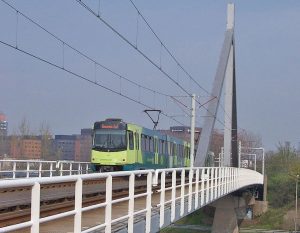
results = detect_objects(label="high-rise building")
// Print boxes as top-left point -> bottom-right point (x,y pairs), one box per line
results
0,113 -> 8,156
0,113 -> 8,137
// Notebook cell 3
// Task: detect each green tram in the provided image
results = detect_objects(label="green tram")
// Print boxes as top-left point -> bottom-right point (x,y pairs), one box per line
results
91,118 -> 191,172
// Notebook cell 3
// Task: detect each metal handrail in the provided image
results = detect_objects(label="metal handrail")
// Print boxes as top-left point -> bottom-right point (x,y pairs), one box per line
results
0,167 -> 263,233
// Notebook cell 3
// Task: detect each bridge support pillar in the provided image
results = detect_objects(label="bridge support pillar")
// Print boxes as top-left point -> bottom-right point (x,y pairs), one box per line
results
211,195 -> 239,233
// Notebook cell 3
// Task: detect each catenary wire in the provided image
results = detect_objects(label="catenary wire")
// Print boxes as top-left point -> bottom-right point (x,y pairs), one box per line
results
76,0 -> 230,130
0,0 -> 172,100
128,0 -> 211,96
0,39 -> 185,127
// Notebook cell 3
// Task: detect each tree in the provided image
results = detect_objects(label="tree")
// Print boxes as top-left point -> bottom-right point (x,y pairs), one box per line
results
265,142 -> 299,208
238,129 -> 262,148
18,117 -> 31,137
39,122 -> 53,160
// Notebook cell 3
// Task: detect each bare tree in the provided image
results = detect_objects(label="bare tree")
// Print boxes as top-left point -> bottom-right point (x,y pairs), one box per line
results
238,129 -> 262,148
18,117 -> 31,137
39,122 -> 52,160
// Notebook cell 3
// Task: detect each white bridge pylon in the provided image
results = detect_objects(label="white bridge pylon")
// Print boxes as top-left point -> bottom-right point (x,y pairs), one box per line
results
195,3 -> 238,167
0,167 -> 263,233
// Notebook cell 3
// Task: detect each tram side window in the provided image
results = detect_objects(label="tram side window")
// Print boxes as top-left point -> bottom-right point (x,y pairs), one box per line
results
169,142 -> 173,156
141,134 -> 146,151
159,140 -> 163,154
128,131 -> 134,150
149,137 -> 154,152
164,140 -> 167,155
173,143 -> 176,156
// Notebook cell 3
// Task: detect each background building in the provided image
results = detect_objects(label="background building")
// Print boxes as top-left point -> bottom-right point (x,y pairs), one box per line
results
9,136 -> 42,159
0,112 -> 8,157
79,128 -> 93,162
54,129 -> 92,161
0,112 -> 8,137
54,135 -> 77,160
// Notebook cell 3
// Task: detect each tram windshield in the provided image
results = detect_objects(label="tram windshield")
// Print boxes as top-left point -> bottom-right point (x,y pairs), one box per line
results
93,129 -> 127,151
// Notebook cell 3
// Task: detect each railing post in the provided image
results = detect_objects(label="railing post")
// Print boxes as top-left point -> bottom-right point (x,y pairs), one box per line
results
230,168 -> 233,191
60,162 -> 63,176
220,168 -> 223,195
160,171 -> 166,228
128,173 -> 135,233
200,168 -> 205,206
171,170 -> 176,222
74,177 -> 83,233
235,168 -> 238,189
216,168 -> 219,197
26,162 -> 30,178
188,168 -> 193,212
13,161 -> 16,179
31,182 -> 40,233
50,163 -> 53,177
38,163 -> 42,178
206,168 -> 209,203
105,175 -> 112,233
78,163 -> 81,175
180,169 -> 185,216
224,168 -> 227,194
214,168 -> 217,199
69,163 -> 72,176
195,168 -> 200,209
145,171 -> 152,233
225,167 -> 228,194
226,168 -> 229,193
210,168 -> 214,202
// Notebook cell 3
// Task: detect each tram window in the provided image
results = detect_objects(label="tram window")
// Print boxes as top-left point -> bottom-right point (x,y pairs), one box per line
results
163,140 -> 167,155
158,140 -> 163,154
145,136 -> 149,151
141,134 -> 146,151
178,145 -> 181,157
172,143 -> 176,156
149,137 -> 153,152
128,131 -> 134,150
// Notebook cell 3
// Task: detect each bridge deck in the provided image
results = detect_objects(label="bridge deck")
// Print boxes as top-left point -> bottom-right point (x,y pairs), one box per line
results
0,167 -> 263,233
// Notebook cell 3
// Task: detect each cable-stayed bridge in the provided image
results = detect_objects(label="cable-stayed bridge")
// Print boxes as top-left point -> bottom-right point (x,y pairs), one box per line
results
0,2 -> 266,233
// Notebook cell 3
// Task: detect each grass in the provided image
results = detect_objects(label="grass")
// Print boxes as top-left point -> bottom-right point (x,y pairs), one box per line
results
241,205 -> 293,230
160,228 -> 209,233
176,208 -> 213,226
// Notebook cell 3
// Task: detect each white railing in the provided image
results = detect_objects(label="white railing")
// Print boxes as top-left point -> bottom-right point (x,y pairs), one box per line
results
56,160 -> 91,176
0,159 -> 92,179
0,167 -> 263,233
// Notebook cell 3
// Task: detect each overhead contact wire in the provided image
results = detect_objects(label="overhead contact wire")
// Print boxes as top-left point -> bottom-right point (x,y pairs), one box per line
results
0,0 -> 171,99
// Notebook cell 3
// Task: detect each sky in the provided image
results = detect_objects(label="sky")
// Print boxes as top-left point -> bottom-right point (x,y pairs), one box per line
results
0,0 -> 300,151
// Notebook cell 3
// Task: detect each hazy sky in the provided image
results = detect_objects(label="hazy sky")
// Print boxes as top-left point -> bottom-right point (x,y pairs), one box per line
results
0,0 -> 300,150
